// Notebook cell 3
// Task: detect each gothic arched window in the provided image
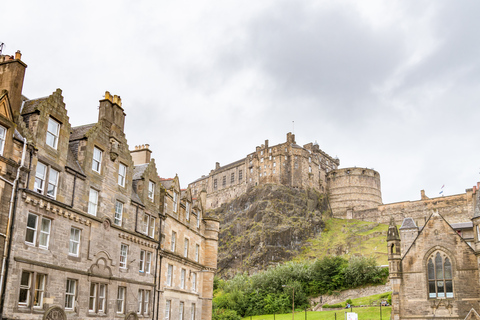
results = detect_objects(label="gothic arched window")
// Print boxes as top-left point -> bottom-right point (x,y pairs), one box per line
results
427,252 -> 453,298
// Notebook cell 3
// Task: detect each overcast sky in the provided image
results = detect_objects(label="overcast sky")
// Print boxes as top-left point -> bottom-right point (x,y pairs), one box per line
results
1,1 -> 479,204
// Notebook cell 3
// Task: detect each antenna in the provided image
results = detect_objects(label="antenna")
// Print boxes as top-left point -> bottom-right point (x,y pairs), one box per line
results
0,43 -> 4,55
292,121 -> 295,134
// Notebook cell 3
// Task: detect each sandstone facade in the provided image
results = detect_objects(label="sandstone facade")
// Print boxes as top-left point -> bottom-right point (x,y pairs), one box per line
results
0,51 -> 219,320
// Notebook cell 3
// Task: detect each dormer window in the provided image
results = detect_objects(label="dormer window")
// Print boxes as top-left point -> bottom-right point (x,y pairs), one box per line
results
173,192 -> 178,213
92,147 -> 102,173
46,118 -> 60,149
186,202 -> 190,221
148,181 -> 155,201
0,125 -> 6,156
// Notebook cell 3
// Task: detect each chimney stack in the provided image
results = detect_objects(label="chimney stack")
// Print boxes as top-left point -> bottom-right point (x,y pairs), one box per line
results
131,144 -> 152,165
0,50 -> 27,116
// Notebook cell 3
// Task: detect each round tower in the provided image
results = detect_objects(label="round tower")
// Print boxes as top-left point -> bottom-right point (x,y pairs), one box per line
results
327,167 -> 382,218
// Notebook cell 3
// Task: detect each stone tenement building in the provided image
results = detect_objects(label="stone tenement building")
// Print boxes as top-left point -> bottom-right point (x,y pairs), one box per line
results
0,51 -> 219,320
189,132 -> 341,209
387,186 -> 480,320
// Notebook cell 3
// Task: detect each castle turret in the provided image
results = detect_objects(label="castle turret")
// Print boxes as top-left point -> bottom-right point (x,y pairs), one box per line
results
387,217 -> 401,320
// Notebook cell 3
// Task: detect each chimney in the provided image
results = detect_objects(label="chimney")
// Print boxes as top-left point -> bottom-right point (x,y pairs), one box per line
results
287,132 -> 296,144
98,91 -> 126,131
215,162 -> 220,170
0,50 -> 27,116
130,144 -> 152,165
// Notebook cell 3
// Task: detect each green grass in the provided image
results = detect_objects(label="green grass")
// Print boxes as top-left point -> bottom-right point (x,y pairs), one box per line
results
242,306 -> 391,320
322,292 -> 392,308
296,218 -> 390,265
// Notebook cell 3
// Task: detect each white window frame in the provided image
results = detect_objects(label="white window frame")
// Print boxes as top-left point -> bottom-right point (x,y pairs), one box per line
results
191,303 -> 196,320
116,286 -> 126,314
148,180 -> 155,201
119,244 -> 128,269
89,282 -> 107,314
118,163 -> 127,187
18,271 -> 32,307
34,162 -> 47,194
0,125 -> 6,156
179,301 -> 184,320
171,231 -> 176,252
46,117 -> 60,149
114,201 -> 123,226
69,227 -> 81,256
184,238 -> 189,258
144,290 -> 150,315
145,252 -> 152,274
137,290 -> 143,314
149,216 -> 155,238
186,202 -> 190,221
167,264 -> 173,286
192,272 -> 197,292
180,269 -> 185,289
33,273 -> 46,309
92,147 -> 102,173
25,213 -> 38,245
65,279 -> 77,310
195,244 -> 199,262
173,192 -> 178,213
165,300 -> 171,320
139,250 -> 145,273
88,188 -> 99,216
46,167 -> 59,199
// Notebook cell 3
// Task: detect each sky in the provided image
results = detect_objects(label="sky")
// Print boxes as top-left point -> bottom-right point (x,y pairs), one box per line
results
1,0 -> 479,204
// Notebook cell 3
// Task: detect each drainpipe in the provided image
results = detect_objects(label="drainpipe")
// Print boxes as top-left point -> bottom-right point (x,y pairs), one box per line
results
0,137 -> 27,316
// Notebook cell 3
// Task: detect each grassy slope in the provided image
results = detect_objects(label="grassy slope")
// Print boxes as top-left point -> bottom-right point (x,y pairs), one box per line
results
242,307 -> 391,320
295,218 -> 390,265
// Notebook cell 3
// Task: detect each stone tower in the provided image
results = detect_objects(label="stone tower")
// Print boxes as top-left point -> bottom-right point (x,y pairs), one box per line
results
387,217 -> 402,320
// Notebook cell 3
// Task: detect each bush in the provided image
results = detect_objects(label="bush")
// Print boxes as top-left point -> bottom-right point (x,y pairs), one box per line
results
322,303 -> 344,308
212,308 -> 242,320
346,298 -> 353,305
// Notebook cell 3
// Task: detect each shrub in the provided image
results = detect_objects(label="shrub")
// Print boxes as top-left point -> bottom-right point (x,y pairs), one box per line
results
322,303 -> 344,308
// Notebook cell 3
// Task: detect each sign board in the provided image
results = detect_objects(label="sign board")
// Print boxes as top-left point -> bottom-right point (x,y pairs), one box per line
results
346,312 -> 358,320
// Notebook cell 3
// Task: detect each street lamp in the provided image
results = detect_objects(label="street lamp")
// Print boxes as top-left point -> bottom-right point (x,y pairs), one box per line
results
282,285 -> 294,320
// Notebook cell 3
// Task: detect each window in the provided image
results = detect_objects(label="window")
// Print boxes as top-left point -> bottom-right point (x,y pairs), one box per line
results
116,286 -> 126,314
222,176 -> 226,187
184,238 -> 189,258
118,163 -> 126,187
148,180 -> 155,201
179,301 -> 184,320
149,216 -> 155,237
191,303 -> 196,320
249,168 -> 253,173
231,173 -> 235,183
273,162 -> 276,167
273,169 -> 276,174
34,163 -> 59,198
171,232 -> 176,252
165,300 -> 171,320
89,283 -> 107,313
143,213 -> 149,234
69,227 -> 81,256
213,179 -> 217,190
197,214 -> 200,229
167,264 -> 173,286
260,150 -> 264,155
309,157 -> 311,163
180,269 -> 186,289
145,252 -> 152,274
88,188 -> 98,216
269,155 -> 272,160
186,202 -> 190,220
428,252 -> 453,298
25,213 -> 51,249
46,117 -> 60,149
119,244 -> 128,269
18,271 -> 46,308
65,279 -> 77,310
92,147 -> 102,173
260,158 -> 264,163
285,155 -> 287,160
138,290 -> 150,315
294,162 -> 298,169
239,170 -> 243,181
195,244 -> 199,262
139,250 -> 145,272
309,166 -> 312,173
0,125 -> 5,156
173,192 -> 178,213
114,201 -> 123,226
192,272 -> 197,292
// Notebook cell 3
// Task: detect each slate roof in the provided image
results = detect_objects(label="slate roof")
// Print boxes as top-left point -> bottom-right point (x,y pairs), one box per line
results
133,164 -> 149,180
400,217 -> 417,230
66,145 -> 84,175
160,178 -> 173,189
70,124 -> 96,141
131,190 -> 143,205
450,222 -> 473,229
13,129 -> 24,141
21,97 -> 48,114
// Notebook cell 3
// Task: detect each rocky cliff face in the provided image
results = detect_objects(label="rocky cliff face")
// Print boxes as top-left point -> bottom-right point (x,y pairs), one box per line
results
210,184 -> 329,278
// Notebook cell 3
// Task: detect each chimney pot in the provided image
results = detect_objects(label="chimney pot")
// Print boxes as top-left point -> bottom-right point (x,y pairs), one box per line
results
15,50 -> 21,60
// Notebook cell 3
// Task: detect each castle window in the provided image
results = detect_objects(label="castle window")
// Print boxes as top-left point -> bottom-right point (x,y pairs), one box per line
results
269,148 -> 272,153
222,176 -> 226,187
309,167 -> 312,173
285,147 -> 287,152
273,162 -> 276,167
269,155 -> 272,160
92,147 -> 102,173
250,168 -> 253,173
214,179 -> 217,190
273,169 -> 276,174
0,125 -> 5,156
259,173 -> 262,177
261,150 -> 264,155
239,170 -> 243,181
285,155 -> 287,160
231,173 -> 235,183
46,117 -> 60,149
309,157 -> 311,163
261,158 -> 264,163
427,252 -> 453,299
